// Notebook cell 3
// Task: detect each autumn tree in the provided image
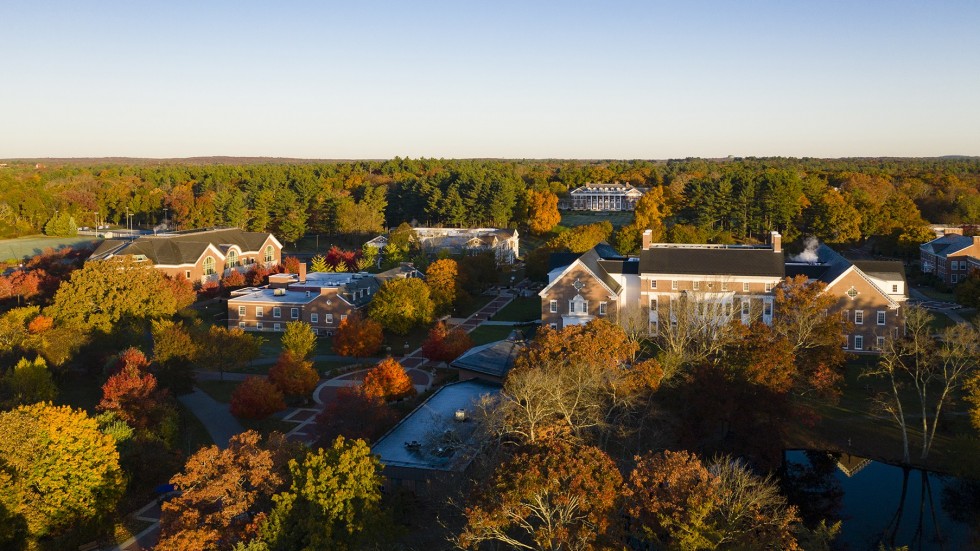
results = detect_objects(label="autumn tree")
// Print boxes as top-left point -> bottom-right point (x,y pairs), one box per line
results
195,325 -> 263,380
281,321 -> 316,359
251,436 -> 390,550
0,356 -> 57,408
43,211 -> 77,237
332,313 -> 384,358
151,319 -> 198,394
362,358 -> 415,401
309,254 -> 329,273
459,439 -> 623,550
47,257 -> 187,333
268,351 -> 320,402
624,450 -> 803,550
0,404 -> 124,544
524,189 -> 561,235
421,321 -> 473,363
368,277 -> 434,334
230,377 -> 286,420
807,188 -> 862,244
97,349 -> 172,432
159,431 -> 296,551
316,386 -> 397,443
426,258 -> 460,315
865,307 -> 980,463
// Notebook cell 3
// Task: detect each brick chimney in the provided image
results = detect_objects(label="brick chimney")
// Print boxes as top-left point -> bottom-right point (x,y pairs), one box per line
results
770,231 -> 782,253
299,262 -> 307,283
642,229 -> 653,250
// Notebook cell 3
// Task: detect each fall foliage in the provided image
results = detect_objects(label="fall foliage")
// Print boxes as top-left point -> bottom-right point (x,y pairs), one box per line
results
361,358 -> 415,401
268,351 -> 320,401
332,313 -> 384,358
230,376 -> 286,420
0,403 -> 124,543
425,258 -> 460,315
524,189 -> 561,235
0,356 -> 57,408
421,321 -> 473,362
159,431 -> 296,551
368,277 -> 434,334
316,386 -> 397,443
281,321 -> 317,359
460,439 -> 623,550
98,357 -> 168,430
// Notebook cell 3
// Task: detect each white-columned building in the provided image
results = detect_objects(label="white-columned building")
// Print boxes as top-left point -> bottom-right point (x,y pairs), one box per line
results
567,182 -> 645,211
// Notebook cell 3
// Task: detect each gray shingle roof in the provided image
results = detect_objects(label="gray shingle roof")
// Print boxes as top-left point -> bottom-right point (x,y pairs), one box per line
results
90,228 -> 275,265
450,331 -> 525,379
920,234 -> 973,257
638,246 -> 785,277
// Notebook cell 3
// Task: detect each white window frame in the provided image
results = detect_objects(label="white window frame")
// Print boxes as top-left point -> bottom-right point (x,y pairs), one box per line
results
238,306 -> 246,316
854,335 -> 864,350
256,306 -> 264,318
742,282 -> 750,292
892,284 -> 898,293
273,306 -> 281,318
876,336 -> 885,350
291,307 -> 299,319
238,321 -> 245,329
721,282 -> 729,291
325,314 -> 334,324
273,323 -> 281,331
256,322 -> 264,330
693,281 -> 700,291
599,302 -> 607,315
203,256 -> 216,276
549,300 -> 558,313
340,314 -> 347,321
854,310 -> 864,325
311,313 -> 319,324
185,270 -> 192,279
951,274 -> 958,283
671,280 -> 678,290
264,245 -> 274,263
741,300 -> 750,316
763,301 -> 773,317
843,335 -> 849,349
549,323 -> 558,330
765,282 -> 773,293
650,280 -> 657,290
877,311 -> 886,325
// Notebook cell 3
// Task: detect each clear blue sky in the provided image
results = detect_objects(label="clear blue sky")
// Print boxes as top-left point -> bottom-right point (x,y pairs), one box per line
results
2,1 -> 978,159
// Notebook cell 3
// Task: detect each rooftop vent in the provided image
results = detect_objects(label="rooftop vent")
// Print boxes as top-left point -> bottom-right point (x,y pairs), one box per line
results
274,288 -> 285,296
454,409 -> 467,422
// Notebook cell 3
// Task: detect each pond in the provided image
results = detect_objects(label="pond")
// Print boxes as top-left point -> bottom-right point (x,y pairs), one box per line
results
782,450 -> 979,550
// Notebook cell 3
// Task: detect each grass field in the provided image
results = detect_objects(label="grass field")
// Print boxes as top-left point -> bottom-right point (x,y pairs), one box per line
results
195,380 -> 296,435
559,210 -> 634,230
0,235 -> 99,261
916,286 -> 957,302
491,297 -> 541,322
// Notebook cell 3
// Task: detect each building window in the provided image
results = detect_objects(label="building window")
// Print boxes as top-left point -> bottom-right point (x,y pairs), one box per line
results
238,321 -> 245,329
951,274 -> 958,283
765,282 -> 773,293
855,335 -> 864,350
549,323 -> 558,330
203,256 -> 216,276
340,314 -> 347,322
274,323 -> 281,331
599,302 -> 607,315
264,245 -> 274,263
650,298 -> 658,310
855,310 -> 864,325
763,301 -> 772,317
847,286 -> 858,299
238,306 -> 246,316
671,280 -> 678,290
843,335 -> 849,349
743,282 -> 750,292
569,296 -> 588,315
876,336 -> 885,350
273,307 -> 281,318
227,250 -> 238,268
721,282 -> 729,291
185,270 -> 191,279
550,300 -> 558,313
291,308 -> 299,319
325,314 -> 334,324
256,322 -> 263,330
256,306 -> 264,318
693,281 -> 700,291
650,280 -> 657,290
311,313 -> 319,324
891,284 -> 898,293
741,300 -> 750,316
877,311 -> 886,325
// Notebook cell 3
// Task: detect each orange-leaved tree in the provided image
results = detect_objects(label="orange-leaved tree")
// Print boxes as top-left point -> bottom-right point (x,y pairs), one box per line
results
459,439 -> 623,550
230,376 -> 286,420
332,313 -> 384,358
421,321 -> 473,363
361,358 -> 415,401
425,258 -> 460,316
268,351 -> 319,402
524,189 -> 561,235
158,431 -> 296,551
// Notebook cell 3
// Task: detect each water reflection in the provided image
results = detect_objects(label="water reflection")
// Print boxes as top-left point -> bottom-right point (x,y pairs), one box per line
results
781,450 -> 977,550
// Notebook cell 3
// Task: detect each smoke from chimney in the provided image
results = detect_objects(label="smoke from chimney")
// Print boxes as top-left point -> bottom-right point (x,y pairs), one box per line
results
791,236 -> 820,263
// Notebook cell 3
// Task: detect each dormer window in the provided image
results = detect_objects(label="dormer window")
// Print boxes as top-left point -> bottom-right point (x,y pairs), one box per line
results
227,249 -> 239,268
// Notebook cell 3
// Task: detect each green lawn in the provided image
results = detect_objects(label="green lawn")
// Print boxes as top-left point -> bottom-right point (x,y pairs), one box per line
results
383,324 -> 431,355
917,286 -> 957,302
469,324 -> 525,345
559,211 -> 634,230
455,293 -> 495,318
197,379 -> 239,403
257,331 -> 335,358
0,235 -> 99,262
176,401 -> 214,455
490,297 -> 541,322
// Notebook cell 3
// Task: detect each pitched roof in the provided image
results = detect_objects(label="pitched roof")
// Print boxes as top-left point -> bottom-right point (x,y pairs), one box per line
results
852,260 -> 907,287
450,331 -> 525,379
920,234 -> 974,257
577,247 -> 623,294
90,228 -> 277,265
638,245 -> 784,277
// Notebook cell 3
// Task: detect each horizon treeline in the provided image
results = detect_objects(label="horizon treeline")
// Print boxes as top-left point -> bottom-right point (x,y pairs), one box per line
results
1,157 -> 978,246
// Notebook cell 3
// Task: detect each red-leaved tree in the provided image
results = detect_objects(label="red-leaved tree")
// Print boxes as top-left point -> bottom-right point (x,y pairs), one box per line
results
361,358 -> 415,401
421,322 -> 473,363
315,386 -> 396,443
230,376 -> 286,419
332,313 -> 384,358
268,351 -> 319,402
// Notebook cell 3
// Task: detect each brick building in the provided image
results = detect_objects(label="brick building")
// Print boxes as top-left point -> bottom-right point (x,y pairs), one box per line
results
919,234 -> 980,285
90,227 -> 282,285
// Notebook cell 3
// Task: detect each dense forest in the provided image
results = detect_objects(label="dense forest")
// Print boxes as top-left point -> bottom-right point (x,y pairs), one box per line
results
1,157 -> 978,250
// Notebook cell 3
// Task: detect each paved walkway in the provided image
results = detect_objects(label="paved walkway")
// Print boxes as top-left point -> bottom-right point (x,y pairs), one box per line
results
908,288 -> 973,327
177,388 -> 244,449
